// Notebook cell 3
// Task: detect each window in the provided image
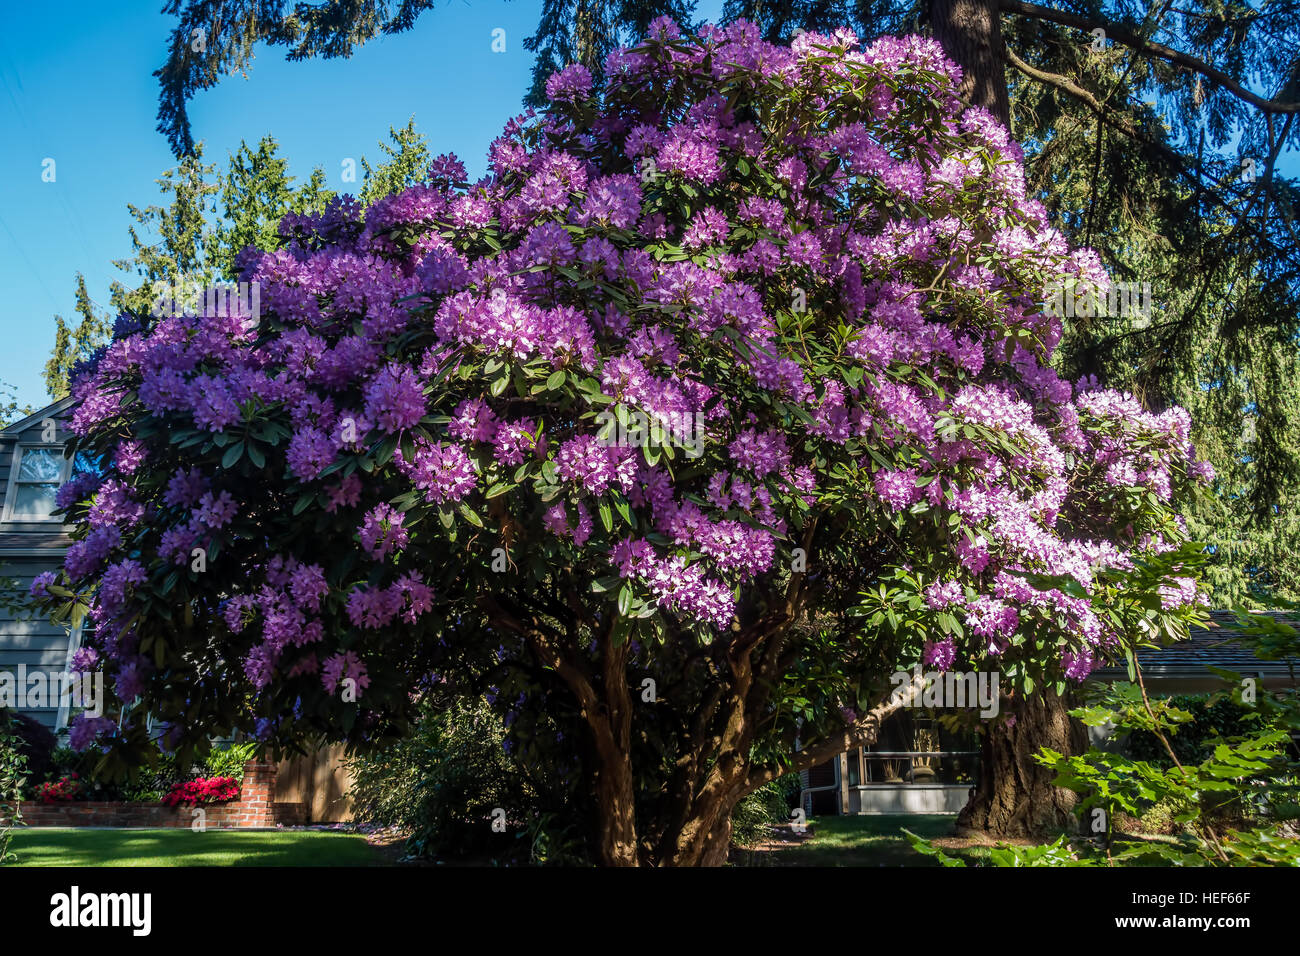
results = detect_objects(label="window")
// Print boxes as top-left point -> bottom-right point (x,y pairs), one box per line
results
857,712 -> 981,786
5,446 -> 66,521
1,445 -> 96,523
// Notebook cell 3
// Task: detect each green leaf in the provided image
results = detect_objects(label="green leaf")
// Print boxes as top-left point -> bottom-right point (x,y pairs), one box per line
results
221,442 -> 244,469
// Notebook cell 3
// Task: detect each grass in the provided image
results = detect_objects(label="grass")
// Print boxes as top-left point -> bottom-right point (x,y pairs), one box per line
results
7,828 -> 379,867
733,814 -> 994,867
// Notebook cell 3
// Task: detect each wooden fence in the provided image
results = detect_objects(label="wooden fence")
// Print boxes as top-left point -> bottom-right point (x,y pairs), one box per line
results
273,743 -> 354,823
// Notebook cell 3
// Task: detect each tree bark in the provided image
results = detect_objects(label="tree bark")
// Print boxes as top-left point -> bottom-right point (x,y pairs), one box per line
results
593,751 -> 640,866
930,0 -> 1012,126
956,687 -> 1087,838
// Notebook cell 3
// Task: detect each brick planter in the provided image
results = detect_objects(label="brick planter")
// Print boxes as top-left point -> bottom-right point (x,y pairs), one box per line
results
4,760 -> 307,829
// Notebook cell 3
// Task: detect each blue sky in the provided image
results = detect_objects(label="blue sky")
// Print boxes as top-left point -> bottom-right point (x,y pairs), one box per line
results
0,0 -> 563,411
0,0 -> 1287,414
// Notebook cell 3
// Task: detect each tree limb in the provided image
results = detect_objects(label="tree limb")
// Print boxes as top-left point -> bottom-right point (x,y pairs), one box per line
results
1000,0 -> 1300,114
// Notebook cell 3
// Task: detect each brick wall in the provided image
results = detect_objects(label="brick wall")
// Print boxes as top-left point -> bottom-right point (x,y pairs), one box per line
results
4,760 -> 307,828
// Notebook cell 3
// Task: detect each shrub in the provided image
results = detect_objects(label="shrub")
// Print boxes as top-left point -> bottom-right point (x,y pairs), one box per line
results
34,773 -> 85,803
349,697 -> 569,861
0,713 -> 28,864
201,741 -> 259,781
40,20 -> 1213,865
729,776 -> 799,846
161,775 -> 240,807
0,711 -> 57,785
1125,693 -> 1266,767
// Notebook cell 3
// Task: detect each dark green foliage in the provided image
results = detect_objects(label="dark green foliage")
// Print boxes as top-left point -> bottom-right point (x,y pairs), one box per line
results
729,773 -> 800,846
44,273 -> 113,400
1124,693 -> 1269,766
0,711 -> 57,784
348,697 -> 581,862
358,119 -> 430,206
0,712 -> 30,864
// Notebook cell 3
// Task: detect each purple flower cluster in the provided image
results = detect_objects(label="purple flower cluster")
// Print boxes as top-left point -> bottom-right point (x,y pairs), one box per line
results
358,503 -> 409,560
39,18 -> 1215,729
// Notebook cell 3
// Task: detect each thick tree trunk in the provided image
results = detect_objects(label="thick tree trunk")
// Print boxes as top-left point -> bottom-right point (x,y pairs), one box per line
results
957,688 -> 1087,838
594,753 -> 640,866
697,813 -> 734,867
930,0 -> 1012,126
655,793 -> 738,866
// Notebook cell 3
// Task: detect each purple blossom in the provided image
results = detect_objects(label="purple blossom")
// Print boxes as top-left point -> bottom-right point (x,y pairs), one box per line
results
395,439 -> 477,504
358,503 -> 409,560
363,363 -> 426,433
29,571 -> 56,598
68,714 -> 117,752
545,64 -> 593,102
923,638 -> 956,672
322,651 -> 371,697
287,427 -> 336,481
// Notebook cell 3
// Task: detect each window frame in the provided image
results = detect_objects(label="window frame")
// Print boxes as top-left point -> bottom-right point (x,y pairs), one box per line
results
56,616 -> 91,732
1,443 -> 73,524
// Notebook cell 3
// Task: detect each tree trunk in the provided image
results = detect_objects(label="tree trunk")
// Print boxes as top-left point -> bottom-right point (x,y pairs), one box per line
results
957,687 -> 1087,838
930,0 -> 1012,125
697,813 -> 734,867
654,795 -> 737,866
593,752 -> 640,866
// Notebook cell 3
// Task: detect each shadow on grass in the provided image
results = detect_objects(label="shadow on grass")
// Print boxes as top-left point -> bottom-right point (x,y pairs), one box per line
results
732,814 -> 993,867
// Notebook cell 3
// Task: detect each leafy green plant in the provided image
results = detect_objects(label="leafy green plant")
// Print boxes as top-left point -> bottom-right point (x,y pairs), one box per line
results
0,713 -> 29,865
905,830 -> 1092,867
907,610 -> 1300,867
348,697 -> 573,862
201,741 -> 258,781
730,776 -> 800,847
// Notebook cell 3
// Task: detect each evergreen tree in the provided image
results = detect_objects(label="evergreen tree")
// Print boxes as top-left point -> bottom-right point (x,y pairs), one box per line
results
359,119 -> 430,206
43,273 -> 113,399
0,382 -> 34,429
110,144 -> 221,317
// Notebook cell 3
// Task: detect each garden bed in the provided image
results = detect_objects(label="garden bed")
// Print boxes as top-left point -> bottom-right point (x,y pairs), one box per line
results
6,761 -> 305,829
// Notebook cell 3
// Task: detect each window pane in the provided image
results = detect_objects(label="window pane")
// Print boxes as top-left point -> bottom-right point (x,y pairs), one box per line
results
11,483 -> 58,518
72,451 -> 103,477
17,448 -> 63,482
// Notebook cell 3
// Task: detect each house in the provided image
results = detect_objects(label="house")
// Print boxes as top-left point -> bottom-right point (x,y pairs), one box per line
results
0,396 -> 87,734
0,397 -> 355,820
801,611 -> 1300,817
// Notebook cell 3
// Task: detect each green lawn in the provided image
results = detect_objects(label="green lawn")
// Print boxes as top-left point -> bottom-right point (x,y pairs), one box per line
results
735,814 -> 993,867
8,828 -> 379,867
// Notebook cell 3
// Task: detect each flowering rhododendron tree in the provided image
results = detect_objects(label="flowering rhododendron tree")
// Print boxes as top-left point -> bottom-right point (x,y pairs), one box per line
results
36,20 -> 1213,866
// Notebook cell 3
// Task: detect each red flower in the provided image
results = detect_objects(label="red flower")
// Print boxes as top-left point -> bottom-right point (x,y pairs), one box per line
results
161,776 -> 240,807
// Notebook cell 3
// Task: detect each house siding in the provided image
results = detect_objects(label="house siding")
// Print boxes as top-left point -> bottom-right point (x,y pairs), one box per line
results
0,398 -> 79,732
